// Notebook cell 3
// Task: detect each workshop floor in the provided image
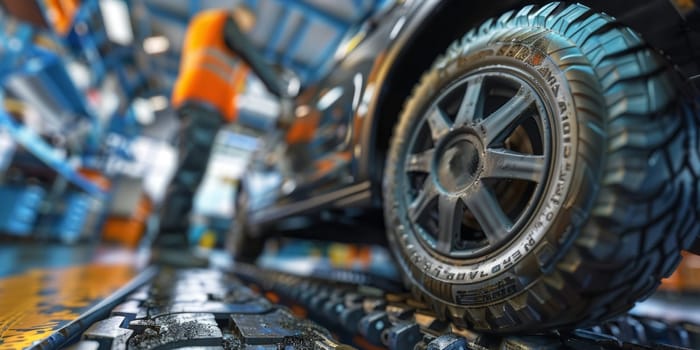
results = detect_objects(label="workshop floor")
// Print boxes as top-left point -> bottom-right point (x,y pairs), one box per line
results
2,241 -> 700,349
0,243 -> 148,349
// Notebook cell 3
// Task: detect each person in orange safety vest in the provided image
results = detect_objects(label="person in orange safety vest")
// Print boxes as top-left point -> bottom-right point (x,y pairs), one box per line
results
155,6 -> 255,257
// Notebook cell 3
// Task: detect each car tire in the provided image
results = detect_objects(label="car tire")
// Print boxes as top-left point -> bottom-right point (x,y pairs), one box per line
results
227,184 -> 266,263
383,2 -> 699,333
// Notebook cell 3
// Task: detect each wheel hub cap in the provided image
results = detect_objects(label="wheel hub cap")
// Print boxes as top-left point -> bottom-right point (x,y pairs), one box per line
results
436,134 -> 482,194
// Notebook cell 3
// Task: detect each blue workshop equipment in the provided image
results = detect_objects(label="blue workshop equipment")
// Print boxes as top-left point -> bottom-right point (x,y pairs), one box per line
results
39,191 -> 103,243
0,184 -> 46,236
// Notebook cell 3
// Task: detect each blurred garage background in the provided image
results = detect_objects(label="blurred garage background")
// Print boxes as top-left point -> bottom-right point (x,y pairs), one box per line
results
0,0 -> 389,247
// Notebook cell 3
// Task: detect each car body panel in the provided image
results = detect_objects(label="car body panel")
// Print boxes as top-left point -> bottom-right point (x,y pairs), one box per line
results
244,0 -> 699,228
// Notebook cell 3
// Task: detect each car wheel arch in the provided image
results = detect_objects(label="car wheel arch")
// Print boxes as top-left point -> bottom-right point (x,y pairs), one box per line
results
359,0 -> 691,197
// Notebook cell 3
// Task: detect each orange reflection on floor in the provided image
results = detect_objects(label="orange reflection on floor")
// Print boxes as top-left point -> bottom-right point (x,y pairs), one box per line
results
0,264 -> 136,349
660,251 -> 700,293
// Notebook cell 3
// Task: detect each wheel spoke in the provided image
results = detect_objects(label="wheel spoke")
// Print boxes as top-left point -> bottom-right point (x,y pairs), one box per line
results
409,176 -> 438,223
454,76 -> 484,126
402,72 -> 550,257
483,149 -> 546,182
436,194 -> 462,254
481,87 -> 534,145
461,185 -> 512,245
426,107 -> 451,141
405,148 -> 435,173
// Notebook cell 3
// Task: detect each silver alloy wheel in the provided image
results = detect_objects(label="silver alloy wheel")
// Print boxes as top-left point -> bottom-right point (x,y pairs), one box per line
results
402,69 -> 552,259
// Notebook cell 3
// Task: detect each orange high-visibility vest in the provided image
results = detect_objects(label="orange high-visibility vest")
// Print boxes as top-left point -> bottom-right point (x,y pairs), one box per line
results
172,10 -> 249,122
45,0 -> 80,35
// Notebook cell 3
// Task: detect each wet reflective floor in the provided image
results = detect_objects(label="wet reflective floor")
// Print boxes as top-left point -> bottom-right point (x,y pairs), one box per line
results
0,243 -> 145,349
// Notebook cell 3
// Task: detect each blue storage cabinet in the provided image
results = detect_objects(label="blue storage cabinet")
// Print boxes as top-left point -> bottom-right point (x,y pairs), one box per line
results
54,192 -> 90,243
42,192 -> 101,243
0,185 -> 45,236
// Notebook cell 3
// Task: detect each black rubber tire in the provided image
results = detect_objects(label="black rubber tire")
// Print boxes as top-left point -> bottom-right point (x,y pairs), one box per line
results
227,185 -> 266,263
383,2 -> 700,333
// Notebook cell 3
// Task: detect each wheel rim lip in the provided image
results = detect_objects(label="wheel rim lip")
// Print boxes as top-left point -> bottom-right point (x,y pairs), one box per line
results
401,67 -> 553,260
